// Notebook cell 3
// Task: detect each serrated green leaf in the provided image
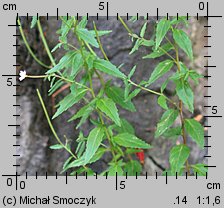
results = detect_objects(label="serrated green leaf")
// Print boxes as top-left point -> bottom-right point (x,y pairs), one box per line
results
126,148 -> 142,154
156,18 -> 171,49
31,16 -> 37,28
189,70 -> 203,85
130,16 -> 138,23
130,39 -> 154,55
169,144 -> 190,174
113,133 -> 151,149
124,160 -> 142,176
48,79 -> 64,96
185,119 -> 204,148
89,30 -> 112,37
62,156 -> 73,171
93,59 -> 126,79
126,88 -> 141,101
68,103 -> 94,127
84,127 -> 104,164
161,79 -> 169,93
105,86 -> 136,112
71,52 -> 83,77
77,28 -> 99,48
50,144 -> 64,149
140,22 -> 147,38
162,168 -> 184,176
163,126 -> 182,139
146,59 -> 173,86
173,29 -> 193,60
53,88 -> 88,119
143,43 -> 174,59
175,79 -> 194,113
155,109 -> 179,138
88,147 -> 106,164
114,118 -> 135,134
171,16 -> 189,27
129,39 -> 141,54
128,66 -> 136,79
96,98 -> 121,126
60,18 -> 73,38
141,39 -> 154,47
78,16 -> 88,28
158,95 -> 168,110
76,141 -> 86,158
86,54 -> 95,69
70,167 -> 94,176
46,51 -> 76,74
191,163 -> 207,176
64,157 -> 86,170
108,164 -> 124,176
51,43 -> 63,53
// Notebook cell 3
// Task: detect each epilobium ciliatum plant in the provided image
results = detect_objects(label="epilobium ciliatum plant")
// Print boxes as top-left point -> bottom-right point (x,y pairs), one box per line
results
18,16 -> 207,176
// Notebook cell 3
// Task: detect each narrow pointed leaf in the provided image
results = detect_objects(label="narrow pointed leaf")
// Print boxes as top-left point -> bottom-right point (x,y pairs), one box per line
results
175,79 -> 194,113
108,163 -> 124,176
185,119 -> 204,148
114,119 -> 135,135
169,144 -> 190,174
84,127 -> 104,163
53,88 -> 87,119
50,144 -> 64,150
46,51 -> 76,74
140,22 -> 147,38
93,59 -> 126,79
113,133 -> 151,149
147,59 -> 173,86
143,43 -> 174,59
156,18 -> 171,49
157,95 -> 168,110
77,28 -> 99,48
191,163 -> 207,176
155,109 -> 179,138
124,160 -> 142,176
71,53 -> 83,77
173,29 -> 193,60
31,16 -> 37,28
96,98 -> 121,126
105,86 -> 136,112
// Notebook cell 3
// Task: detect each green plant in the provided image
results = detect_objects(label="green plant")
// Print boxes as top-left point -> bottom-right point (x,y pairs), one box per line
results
18,16 -> 207,176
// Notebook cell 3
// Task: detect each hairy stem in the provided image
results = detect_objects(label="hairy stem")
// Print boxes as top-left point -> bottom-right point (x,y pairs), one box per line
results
17,18 -> 50,69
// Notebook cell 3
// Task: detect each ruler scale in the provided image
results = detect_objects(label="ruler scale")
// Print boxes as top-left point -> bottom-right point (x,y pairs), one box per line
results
1,0 -> 223,207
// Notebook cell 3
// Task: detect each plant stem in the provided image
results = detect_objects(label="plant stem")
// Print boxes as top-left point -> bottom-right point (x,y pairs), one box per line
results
128,79 -> 177,108
87,72 -> 117,161
17,18 -> 51,69
118,16 -> 133,34
37,19 -> 56,66
175,45 -> 190,175
93,21 -> 109,61
93,22 -> 177,108
36,89 -> 89,171
26,74 -> 90,90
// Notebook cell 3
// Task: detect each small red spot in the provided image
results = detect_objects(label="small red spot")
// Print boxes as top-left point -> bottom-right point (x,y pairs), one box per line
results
136,149 -> 145,165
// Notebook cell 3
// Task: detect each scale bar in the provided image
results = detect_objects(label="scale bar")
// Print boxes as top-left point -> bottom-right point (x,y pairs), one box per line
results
204,115 -> 222,118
